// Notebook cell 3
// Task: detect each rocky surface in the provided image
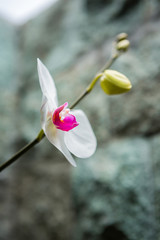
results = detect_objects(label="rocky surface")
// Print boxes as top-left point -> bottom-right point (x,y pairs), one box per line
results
0,18 -> 18,160
0,0 -> 160,239
0,19 -> 19,240
72,138 -> 156,240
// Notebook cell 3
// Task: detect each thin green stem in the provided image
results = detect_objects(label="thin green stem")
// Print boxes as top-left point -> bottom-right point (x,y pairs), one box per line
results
70,52 -> 120,109
99,52 -> 120,73
70,73 -> 103,109
0,129 -> 45,172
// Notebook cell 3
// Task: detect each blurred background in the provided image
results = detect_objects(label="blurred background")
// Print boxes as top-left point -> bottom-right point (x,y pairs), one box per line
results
0,0 -> 160,239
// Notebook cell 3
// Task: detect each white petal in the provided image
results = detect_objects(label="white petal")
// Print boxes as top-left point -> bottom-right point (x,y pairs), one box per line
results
40,95 -> 56,130
64,110 -> 97,158
40,96 -> 49,130
44,117 -> 77,167
37,58 -> 58,109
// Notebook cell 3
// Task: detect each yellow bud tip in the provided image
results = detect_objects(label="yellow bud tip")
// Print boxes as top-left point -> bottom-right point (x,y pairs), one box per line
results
100,70 -> 132,95
116,39 -> 130,52
116,33 -> 128,42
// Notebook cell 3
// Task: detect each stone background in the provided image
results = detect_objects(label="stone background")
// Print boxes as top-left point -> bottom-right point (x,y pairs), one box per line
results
0,0 -> 160,239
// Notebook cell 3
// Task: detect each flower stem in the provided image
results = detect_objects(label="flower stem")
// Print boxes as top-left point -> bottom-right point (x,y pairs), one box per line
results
70,73 -> 103,109
70,52 -> 120,109
0,129 -> 45,172
0,51 -> 121,172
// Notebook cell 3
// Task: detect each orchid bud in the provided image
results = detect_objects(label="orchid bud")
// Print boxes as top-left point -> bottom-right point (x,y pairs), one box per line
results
100,69 -> 132,95
116,39 -> 130,52
116,33 -> 128,42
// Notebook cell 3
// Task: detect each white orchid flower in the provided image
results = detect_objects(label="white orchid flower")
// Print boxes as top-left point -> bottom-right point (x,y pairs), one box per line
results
37,59 -> 97,167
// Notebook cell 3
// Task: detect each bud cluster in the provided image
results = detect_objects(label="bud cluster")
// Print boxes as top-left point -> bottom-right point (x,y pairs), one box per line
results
115,32 -> 130,52
99,33 -> 132,95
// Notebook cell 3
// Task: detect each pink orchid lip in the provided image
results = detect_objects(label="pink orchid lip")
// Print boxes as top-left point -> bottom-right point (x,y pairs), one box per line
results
52,102 -> 79,132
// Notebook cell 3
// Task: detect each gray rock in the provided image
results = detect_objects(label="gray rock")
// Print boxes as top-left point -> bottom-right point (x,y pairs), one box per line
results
0,18 -> 19,160
11,160 -> 74,240
150,135 -> 160,240
72,138 -> 156,240
0,18 -> 18,240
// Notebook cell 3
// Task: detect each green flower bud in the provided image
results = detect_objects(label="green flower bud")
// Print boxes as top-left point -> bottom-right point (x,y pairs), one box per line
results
100,70 -> 132,95
116,39 -> 130,51
116,33 -> 128,42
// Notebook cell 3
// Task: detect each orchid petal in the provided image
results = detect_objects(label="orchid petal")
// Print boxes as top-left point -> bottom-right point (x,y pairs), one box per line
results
64,110 -> 97,158
37,59 -> 58,109
44,117 -> 77,167
40,96 -> 48,130
40,96 -> 53,131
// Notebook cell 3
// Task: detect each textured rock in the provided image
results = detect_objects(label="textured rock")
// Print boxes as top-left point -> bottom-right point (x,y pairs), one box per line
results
150,135 -> 160,240
11,160 -> 73,240
0,18 -> 19,160
0,19 -> 19,240
72,138 -> 156,240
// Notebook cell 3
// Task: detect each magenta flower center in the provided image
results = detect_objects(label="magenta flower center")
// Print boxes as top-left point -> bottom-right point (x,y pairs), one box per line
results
52,102 -> 79,131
